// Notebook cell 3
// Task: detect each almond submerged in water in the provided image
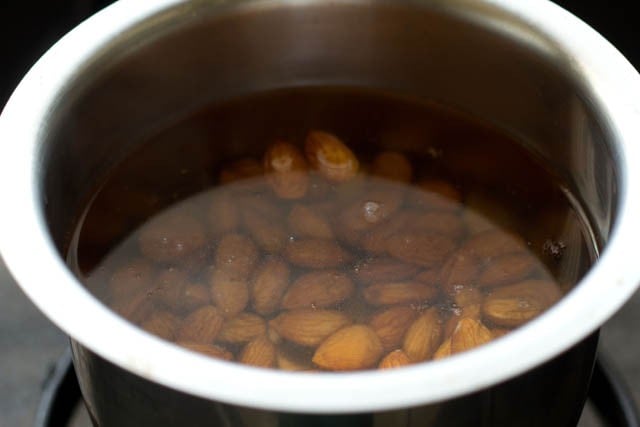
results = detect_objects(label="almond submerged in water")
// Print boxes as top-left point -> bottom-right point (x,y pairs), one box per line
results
270,309 -> 352,347
282,271 -> 354,309
312,325 -> 384,371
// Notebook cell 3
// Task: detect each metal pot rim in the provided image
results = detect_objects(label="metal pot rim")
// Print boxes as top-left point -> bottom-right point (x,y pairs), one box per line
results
2,0 -> 640,413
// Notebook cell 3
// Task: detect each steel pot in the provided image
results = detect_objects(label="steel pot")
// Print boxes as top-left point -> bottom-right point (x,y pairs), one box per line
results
1,0 -> 640,426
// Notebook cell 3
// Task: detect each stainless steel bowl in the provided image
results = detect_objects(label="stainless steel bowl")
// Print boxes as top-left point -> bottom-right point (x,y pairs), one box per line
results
2,0 -> 640,426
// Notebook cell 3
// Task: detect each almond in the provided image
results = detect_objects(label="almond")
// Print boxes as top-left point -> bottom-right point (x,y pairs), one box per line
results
219,158 -> 263,184
369,306 -> 418,350
403,309 -> 442,362
433,338 -> 452,360
251,258 -> 290,315
477,253 -> 537,288
492,328 -> 511,339
217,313 -> 266,344
270,309 -> 352,347
153,268 -> 188,311
285,239 -> 352,268
177,342 -> 234,361
371,151 -> 413,183
450,318 -> 493,354
353,258 -> 420,285
176,305 -> 225,344
138,211 -> 207,263
438,250 -> 481,295
356,184 -> 405,225
242,210 -> 287,253
461,230 -> 528,260
288,204 -> 334,239
108,258 -> 155,301
312,325 -> 383,371
277,351 -> 312,371
386,233 -> 456,267
360,212 -> 412,254
282,271 -> 354,309
207,192 -> 239,235
378,349 -> 412,369
414,180 -> 462,211
210,269 -> 249,317
413,269 -> 440,285
140,311 -> 181,341
214,233 -> 259,280
239,336 -> 277,368
264,140 -> 309,199
181,283 -> 211,311
363,282 -> 436,306
408,211 -> 465,241
444,304 -> 481,338
305,130 -> 359,182
482,280 -> 561,327
112,290 -> 155,323
452,286 -> 483,307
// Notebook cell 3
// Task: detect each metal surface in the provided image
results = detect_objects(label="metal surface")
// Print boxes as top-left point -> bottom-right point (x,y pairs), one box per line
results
2,0 -> 640,424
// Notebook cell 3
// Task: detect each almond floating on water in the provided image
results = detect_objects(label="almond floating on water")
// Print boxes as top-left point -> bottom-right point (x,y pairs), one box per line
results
240,336 -> 277,368
312,325 -> 384,371
369,306 -> 418,351
219,158 -> 263,185
176,305 -> 225,344
378,349 -> 412,369
450,318 -> 493,354
138,211 -> 207,263
108,258 -> 155,302
177,342 -> 234,361
251,258 -> 290,315
282,271 -> 355,309
414,180 -> 462,212
210,269 -> 249,317
403,308 -> 442,362
305,130 -> 359,183
214,233 -> 259,281
288,204 -> 334,239
217,312 -> 267,344
477,253 -> 537,288
242,209 -> 288,253
285,239 -> 352,269
482,280 -> 561,327
207,192 -> 239,236
364,282 -> 436,306
353,258 -> 420,285
433,338 -> 452,360
270,309 -> 352,347
386,233 -> 456,268
140,311 -> 181,341
371,151 -> 413,183
263,140 -> 309,199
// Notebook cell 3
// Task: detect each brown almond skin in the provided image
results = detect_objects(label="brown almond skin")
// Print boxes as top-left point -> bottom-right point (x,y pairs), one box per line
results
305,130 -> 359,183
181,283 -> 211,312
177,342 -> 234,361
243,209 -> 288,253
483,280 -> 561,327
363,282 -> 436,306
439,250 -> 481,295
387,233 -> 456,268
108,258 -> 155,302
264,140 -> 309,199
450,318 -> 493,354
312,325 -> 384,371
415,180 -> 462,211
369,306 -> 418,351
433,338 -> 452,360
282,271 -> 355,310
444,304 -> 481,338
219,158 -> 263,184
214,233 -> 259,281
360,212 -> 412,254
217,313 -> 267,344
371,151 -> 413,183
378,349 -> 412,369
251,258 -> 291,315
414,269 -> 440,285
240,336 -> 277,368
138,211 -> 207,263
140,311 -> 181,341
176,306 -> 225,344
153,268 -> 189,311
356,185 -> 405,225
277,351 -> 312,371
207,192 -> 239,236
353,258 -> 420,285
403,308 -> 442,362
112,291 -> 155,323
408,211 -> 466,241
461,230 -> 528,259
477,253 -> 537,288
210,269 -> 249,317
285,239 -> 352,269
288,204 -> 334,239
270,309 -> 352,347
453,286 -> 483,308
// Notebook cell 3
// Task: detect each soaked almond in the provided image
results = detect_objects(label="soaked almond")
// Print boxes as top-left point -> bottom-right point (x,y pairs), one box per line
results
210,270 -> 249,318
177,342 -> 234,361
217,313 -> 266,344
264,141 -> 309,199
176,306 -> 224,344
403,309 -> 442,362
285,239 -> 352,269
140,311 -> 181,340
415,180 -> 462,211
251,258 -> 290,315
369,306 -> 418,351
243,210 -> 288,253
379,349 -> 412,369
288,204 -> 334,239
312,325 -> 384,371
282,271 -> 354,309
240,336 -> 277,368
207,192 -> 239,236
371,151 -> 413,183
270,309 -> 352,347
477,253 -> 537,288
353,258 -> 420,285
214,233 -> 259,280
387,233 -> 456,268
108,258 -> 154,302
305,130 -> 359,182
450,318 -> 493,354
483,280 -> 561,327
363,282 -> 436,306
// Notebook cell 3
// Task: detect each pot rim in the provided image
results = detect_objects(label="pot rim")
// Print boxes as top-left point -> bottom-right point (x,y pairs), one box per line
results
1,0 -> 640,414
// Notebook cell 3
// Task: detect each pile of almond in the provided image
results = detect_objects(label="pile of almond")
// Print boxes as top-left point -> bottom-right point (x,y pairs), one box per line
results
104,130 -> 561,371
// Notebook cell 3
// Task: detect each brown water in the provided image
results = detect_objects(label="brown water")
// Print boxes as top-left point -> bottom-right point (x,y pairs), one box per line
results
66,86 -> 594,371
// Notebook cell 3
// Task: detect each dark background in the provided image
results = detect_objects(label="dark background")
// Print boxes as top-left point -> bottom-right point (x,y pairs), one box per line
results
0,1 -> 638,427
